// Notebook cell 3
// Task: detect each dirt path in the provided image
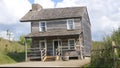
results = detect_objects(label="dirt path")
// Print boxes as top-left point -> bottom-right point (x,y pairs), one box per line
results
0,57 -> 90,67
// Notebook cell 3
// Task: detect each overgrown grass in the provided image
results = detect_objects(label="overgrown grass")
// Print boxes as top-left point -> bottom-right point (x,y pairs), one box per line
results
0,39 -> 25,53
7,52 -> 25,62
0,38 -> 25,64
0,53 -> 16,64
89,27 -> 120,67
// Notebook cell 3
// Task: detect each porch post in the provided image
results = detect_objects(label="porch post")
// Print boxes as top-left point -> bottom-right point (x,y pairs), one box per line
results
25,38 -> 28,61
79,35 -> 83,60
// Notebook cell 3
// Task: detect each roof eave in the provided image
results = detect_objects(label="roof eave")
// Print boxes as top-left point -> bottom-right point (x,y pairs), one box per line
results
20,19 -> 32,22
25,34 -> 80,38
20,17 -> 82,22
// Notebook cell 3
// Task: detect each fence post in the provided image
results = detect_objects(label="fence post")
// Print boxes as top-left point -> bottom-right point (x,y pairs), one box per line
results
112,41 -> 116,68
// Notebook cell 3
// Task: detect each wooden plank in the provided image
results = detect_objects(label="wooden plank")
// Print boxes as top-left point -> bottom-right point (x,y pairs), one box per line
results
31,21 -> 39,33
29,56 -> 41,59
31,19 -> 81,32
25,39 -> 28,61
42,56 -> 56,62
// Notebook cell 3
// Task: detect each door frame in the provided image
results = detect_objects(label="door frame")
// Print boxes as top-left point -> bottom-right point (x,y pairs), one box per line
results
39,40 -> 47,50
53,39 -> 61,56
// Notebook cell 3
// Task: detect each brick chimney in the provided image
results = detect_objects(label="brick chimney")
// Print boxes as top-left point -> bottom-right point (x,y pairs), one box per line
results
32,4 -> 43,11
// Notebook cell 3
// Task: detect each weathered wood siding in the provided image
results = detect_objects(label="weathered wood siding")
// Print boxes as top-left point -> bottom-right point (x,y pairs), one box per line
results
82,9 -> 92,56
31,35 -> 80,56
31,21 -> 39,33
31,18 -> 81,33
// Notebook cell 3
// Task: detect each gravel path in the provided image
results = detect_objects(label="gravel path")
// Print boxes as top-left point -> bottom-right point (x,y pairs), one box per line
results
0,57 -> 90,67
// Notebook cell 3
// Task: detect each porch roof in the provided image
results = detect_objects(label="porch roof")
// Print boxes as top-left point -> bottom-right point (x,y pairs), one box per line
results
25,30 -> 81,38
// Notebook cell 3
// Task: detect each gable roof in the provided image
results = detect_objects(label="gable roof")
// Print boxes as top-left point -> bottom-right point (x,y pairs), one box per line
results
20,6 -> 86,22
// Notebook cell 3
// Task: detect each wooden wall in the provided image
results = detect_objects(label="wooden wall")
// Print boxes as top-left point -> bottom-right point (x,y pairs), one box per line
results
31,21 -> 39,33
31,18 -> 81,33
31,35 -> 80,56
30,10 -> 91,57
81,9 -> 92,56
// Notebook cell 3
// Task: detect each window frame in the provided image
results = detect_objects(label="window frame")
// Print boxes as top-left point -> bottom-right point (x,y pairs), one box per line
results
39,40 -> 47,50
67,19 -> 75,30
68,39 -> 75,49
39,21 -> 47,32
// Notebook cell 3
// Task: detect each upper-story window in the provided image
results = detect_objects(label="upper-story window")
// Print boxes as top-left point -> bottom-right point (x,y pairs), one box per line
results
67,19 -> 75,30
39,21 -> 47,32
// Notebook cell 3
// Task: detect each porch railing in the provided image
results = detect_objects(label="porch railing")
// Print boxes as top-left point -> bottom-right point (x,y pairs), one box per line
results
27,48 -> 41,57
26,45 -> 83,61
56,45 -> 84,60
56,49 -> 61,56
27,48 -> 47,60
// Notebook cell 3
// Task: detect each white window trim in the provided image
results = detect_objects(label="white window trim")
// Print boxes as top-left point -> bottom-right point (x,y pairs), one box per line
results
68,39 -> 75,49
39,40 -> 47,50
67,19 -> 75,30
39,21 -> 47,32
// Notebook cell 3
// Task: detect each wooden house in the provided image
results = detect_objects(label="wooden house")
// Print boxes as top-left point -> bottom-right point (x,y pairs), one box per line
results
20,4 -> 91,61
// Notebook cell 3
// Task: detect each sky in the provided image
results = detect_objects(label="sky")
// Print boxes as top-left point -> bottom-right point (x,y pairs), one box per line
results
0,0 -> 120,41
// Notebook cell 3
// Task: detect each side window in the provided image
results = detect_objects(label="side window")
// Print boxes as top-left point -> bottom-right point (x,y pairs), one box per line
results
39,21 -> 47,32
67,19 -> 75,30
68,39 -> 75,49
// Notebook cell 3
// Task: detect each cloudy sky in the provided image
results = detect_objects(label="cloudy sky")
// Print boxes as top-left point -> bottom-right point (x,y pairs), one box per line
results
0,0 -> 120,41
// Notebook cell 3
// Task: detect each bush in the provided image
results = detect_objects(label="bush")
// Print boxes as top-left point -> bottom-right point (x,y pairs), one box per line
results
90,27 -> 120,67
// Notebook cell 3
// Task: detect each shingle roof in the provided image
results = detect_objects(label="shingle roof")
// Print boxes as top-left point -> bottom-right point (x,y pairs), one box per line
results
20,7 -> 86,22
25,30 -> 81,38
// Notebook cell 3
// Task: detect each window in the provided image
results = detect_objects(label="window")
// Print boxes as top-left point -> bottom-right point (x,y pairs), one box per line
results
67,19 -> 74,30
39,21 -> 46,32
39,40 -> 46,49
68,39 -> 75,49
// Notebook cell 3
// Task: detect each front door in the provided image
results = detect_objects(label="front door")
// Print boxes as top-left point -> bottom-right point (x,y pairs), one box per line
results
53,40 -> 61,56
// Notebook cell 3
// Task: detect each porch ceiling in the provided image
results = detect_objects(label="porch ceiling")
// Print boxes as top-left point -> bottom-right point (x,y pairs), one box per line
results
25,30 -> 81,38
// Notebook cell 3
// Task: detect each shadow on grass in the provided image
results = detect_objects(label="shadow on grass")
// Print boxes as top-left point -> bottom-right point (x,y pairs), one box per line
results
7,52 -> 25,62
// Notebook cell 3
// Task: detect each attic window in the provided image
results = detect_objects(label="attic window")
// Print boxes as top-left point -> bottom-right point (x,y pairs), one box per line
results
39,21 -> 47,32
67,19 -> 75,30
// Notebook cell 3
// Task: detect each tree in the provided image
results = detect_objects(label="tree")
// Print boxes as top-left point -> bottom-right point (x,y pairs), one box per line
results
91,27 -> 120,67
19,35 -> 32,45
19,35 -> 25,45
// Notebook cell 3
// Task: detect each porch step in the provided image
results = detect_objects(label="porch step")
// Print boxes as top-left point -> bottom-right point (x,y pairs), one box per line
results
42,56 -> 59,62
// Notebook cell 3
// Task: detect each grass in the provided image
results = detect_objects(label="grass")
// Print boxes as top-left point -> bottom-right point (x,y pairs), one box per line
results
0,38 -> 25,64
0,53 -> 16,64
7,52 -> 25,62
82,63 -> 90,68
0,38 -> 25,53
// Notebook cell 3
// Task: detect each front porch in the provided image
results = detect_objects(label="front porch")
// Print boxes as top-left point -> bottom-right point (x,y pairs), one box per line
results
25,35 -> 84,61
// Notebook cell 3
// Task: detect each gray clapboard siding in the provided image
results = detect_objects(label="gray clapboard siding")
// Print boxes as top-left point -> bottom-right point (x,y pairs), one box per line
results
31,18 -> 81,33
47,20 -> 66,31
74,18 -> 82,30
82,9 -> 91,56
31,21 -> 39,33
